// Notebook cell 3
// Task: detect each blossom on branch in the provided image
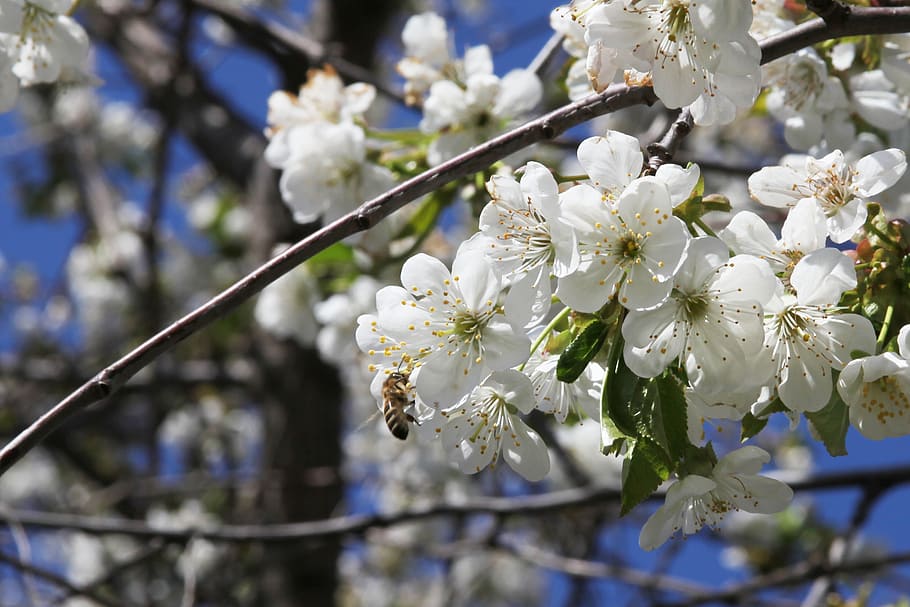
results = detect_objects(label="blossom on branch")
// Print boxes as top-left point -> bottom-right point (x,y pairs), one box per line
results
762,249 -> 876,413
360,249 -> 531,407
838,324 -> 910,440
748,149 -> 908,244
639,446 -> 794,550
440,370 -> 550,481
555,175 -> 690,312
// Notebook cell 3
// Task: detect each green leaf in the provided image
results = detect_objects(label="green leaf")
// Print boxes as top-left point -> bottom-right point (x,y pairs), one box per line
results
754,397 -> 788,418
740,412 -> 769,442
307,242 -> 355,266
806,392 -> 850,457
393,193 -> 445,242
654,374 -> 688,462
557,318 -> 609,383
621,437 -> 671,515
600,405 -> 629,457
603,337 -> 645,438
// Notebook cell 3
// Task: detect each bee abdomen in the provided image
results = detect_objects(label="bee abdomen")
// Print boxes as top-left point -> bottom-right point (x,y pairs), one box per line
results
384,402 -> 410,440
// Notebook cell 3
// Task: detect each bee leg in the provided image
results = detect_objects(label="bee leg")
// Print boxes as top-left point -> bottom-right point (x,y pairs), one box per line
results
406,413 -> 418,425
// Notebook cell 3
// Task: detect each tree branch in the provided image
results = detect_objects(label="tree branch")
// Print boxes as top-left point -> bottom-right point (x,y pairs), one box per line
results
494,534 -> 715,598
1,6 -> 908,478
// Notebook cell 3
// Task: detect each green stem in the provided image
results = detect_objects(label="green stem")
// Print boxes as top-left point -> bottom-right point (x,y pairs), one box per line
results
519,306 -> 571,372
554,173 -> 589,183
364,127 -> 428,144
877,302 -> 895,349
693,217 -> 718,238
67,0 -> 82,15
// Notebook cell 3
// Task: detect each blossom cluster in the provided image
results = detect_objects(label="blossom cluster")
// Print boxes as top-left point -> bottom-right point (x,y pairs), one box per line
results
355,127 -> 907,548
551,0 -> 761,125
397,11 -> 543,165
248,7 -> 910,551
263,65 -> 395,225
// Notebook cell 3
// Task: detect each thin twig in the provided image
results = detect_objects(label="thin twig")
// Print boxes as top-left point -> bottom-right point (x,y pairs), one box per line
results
645,108 -> 693,175
496,533 -> 711,597
528,31 -> 565,77
760,6 -> 910,64
660,551 -> 910,607
0,550 -> 123,607
188,0 -> 405,103
6,464 -> 910,545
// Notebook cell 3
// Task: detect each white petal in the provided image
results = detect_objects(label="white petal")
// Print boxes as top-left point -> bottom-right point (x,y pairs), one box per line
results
723,475 -> 794,514
854,149 -> 907,197
452,250 -> 500,313
576,131 -> 643,196
825,198 -> 867,244
791,249 -> 856,306
780,198 -> 827,254
494,69 -> 542,118
502,418 -> 550,481
714,445 -> 770,475
654,163 -> 700,207
748,166 -> 806,208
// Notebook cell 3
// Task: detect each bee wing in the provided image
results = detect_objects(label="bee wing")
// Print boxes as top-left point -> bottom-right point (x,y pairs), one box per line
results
353,409 -> 382,433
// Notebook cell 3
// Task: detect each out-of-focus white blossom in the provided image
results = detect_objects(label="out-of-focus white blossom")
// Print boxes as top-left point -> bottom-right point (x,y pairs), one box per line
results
0,0 -> 90,86
254,260 -> 320,345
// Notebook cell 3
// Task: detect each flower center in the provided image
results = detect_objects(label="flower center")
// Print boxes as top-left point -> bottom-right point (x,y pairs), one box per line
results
782,60 -> 824,111
676,290 -> 710,319
859,376 -> 910,425
806,165 -> 857,217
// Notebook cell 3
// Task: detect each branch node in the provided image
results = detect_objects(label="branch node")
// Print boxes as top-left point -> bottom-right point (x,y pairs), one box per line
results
540,120 -> 556,140
355,212 -> 372,231
806,0 -> 851,25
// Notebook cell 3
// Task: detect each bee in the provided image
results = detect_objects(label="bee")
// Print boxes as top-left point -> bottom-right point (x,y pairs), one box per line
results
381,371 -> 416,440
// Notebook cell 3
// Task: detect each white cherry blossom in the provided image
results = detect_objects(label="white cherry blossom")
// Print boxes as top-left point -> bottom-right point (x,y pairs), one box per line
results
556,176 -> 690,312
838,324 -> 910,440
264,65 -> 376,168
440,370 -> 549,481
397,11 -> 451,103
762,249 -> 876,413
363,249 -> 531,407
763,49 -> 853,151
576,130 -> 644,201
640,446 -> 794,550
549,4 -> 594,100
582,0 -> 760,125
721,198 -> 827,275
850,69 -> 909,134
314,276 -> 380,365
277,121 -> 395,223
523,331 -> 603,423
748,149 -> 908,243
472,161 -> 579,319
622,237 -> 777,399
254,263 -> 320,346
